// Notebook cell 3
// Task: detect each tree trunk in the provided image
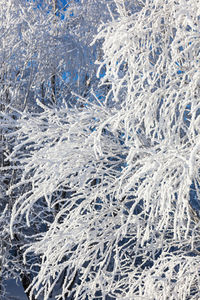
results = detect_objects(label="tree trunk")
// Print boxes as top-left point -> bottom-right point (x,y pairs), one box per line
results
20,273 -> 36,300
51,0 -> 58,104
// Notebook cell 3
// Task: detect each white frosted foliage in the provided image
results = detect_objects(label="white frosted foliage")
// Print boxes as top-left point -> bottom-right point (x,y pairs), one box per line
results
3,0 -> 200,299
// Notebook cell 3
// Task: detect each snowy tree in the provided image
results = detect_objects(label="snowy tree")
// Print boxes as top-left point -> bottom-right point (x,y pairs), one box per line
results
1,0 -> 200,299
0,0 -> 112,112
0,0 -> 113,298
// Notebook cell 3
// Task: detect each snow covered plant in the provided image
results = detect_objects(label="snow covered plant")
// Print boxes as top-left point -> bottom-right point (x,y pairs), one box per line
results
0,0 -> 108,112
4,0 -> 200,299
